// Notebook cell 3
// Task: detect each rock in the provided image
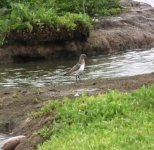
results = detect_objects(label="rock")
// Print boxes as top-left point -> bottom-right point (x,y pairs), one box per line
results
0,0 -> 154,62
15,135 -> 43,150
2,135 -> 26,150
75,92 -> 80,97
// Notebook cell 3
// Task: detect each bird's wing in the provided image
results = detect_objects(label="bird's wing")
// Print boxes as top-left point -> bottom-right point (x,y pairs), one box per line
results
66,63 -> 80,75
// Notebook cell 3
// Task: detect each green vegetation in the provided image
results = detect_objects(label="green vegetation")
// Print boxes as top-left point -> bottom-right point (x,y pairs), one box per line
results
31,85 -> 154,150
0,0 -> 121,46
0,0 -> 121,16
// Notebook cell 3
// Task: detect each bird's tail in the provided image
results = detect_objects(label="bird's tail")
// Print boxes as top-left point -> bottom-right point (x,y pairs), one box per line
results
63,71 -> 70,76
63,73 -> 68,76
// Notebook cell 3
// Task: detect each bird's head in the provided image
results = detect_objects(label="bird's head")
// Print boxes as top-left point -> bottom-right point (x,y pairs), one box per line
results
79,54 -> 87,61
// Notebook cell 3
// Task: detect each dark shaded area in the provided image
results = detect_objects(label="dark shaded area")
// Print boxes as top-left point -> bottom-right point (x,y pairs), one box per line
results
12,55 -> 45,63
0,121 -> 15,134
6,24 -> 89,46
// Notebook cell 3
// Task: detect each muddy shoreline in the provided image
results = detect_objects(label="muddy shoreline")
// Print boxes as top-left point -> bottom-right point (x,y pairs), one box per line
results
0,0 -> 154,149
0,72 -> 154,134
0,71 -> 154,148
0,72 -> 154,149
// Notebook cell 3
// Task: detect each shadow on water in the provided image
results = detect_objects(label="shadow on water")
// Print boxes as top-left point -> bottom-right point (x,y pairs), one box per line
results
0,48 -> 154,88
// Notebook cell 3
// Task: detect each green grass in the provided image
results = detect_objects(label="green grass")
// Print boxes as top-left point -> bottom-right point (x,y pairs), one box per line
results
0,3 -> 92,45
32,85 -> 154,150
0,0 -> 122,45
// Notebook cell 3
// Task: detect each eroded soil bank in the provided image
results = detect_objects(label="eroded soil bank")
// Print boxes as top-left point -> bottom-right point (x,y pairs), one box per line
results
0,0 -> 154,149
0,0 -> 154,63
0,72 -> 154,149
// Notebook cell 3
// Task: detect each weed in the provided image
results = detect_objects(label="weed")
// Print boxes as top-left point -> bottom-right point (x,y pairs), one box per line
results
33,85 -> 154,150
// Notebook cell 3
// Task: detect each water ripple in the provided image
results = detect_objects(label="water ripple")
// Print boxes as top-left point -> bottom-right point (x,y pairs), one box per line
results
0,48 -> 154,88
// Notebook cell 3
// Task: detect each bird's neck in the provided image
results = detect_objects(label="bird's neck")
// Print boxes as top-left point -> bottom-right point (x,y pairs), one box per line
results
80,59 -> 85,65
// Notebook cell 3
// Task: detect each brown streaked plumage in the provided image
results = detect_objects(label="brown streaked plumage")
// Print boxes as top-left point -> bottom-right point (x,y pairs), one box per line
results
65,54 -> 87,81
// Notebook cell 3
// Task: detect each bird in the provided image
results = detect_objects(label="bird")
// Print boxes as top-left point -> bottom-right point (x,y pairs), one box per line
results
65,54 -> 87,81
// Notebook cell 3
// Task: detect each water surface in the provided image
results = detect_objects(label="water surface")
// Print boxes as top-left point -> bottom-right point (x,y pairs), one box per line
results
0,0 -> 154,143
0,48 -> 154,88
0,134 -> 8,150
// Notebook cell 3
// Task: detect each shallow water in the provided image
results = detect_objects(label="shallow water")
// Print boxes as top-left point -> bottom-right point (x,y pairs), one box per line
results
0,1 -> 154,89
0,135 -> 8,150
0,48 -> 154,88
0,0 -> 154,144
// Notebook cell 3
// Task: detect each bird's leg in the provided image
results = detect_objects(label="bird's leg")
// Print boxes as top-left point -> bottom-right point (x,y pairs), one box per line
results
76,75 -> 80,82
78,75 -> 81,81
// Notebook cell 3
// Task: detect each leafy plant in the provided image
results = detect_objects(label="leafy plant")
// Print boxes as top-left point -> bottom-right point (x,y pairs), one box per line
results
50,0 -> 121,16
36,85 -> 154,150
0,0 -> 121,45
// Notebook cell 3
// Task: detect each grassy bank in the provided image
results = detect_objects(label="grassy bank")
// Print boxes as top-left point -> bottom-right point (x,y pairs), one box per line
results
0,0 -> 121,45
31,85 -> 154,150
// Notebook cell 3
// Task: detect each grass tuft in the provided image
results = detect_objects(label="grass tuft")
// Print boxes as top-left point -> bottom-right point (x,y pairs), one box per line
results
32,85 -> 154,150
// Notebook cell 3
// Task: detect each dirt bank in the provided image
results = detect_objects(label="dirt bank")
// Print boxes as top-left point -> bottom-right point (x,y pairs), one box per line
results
0,72 -> 154,149
0,0 -> 154,63
84,0 -> 154,54
0,0 -> 154,149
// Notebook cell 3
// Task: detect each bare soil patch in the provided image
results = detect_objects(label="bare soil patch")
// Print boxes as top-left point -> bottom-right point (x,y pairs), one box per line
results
0,72 -> 154,149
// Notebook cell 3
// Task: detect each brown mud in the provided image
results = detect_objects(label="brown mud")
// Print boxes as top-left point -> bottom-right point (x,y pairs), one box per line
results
0,72 -> 154,149
6,23 -> 89,45
0,0 -> 154,149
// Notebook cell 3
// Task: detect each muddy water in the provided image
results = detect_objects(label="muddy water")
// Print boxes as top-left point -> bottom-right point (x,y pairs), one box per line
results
0,48 -> 154,88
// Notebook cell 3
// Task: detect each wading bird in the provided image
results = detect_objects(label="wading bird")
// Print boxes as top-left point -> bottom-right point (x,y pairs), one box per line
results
65,54 -> 87,81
